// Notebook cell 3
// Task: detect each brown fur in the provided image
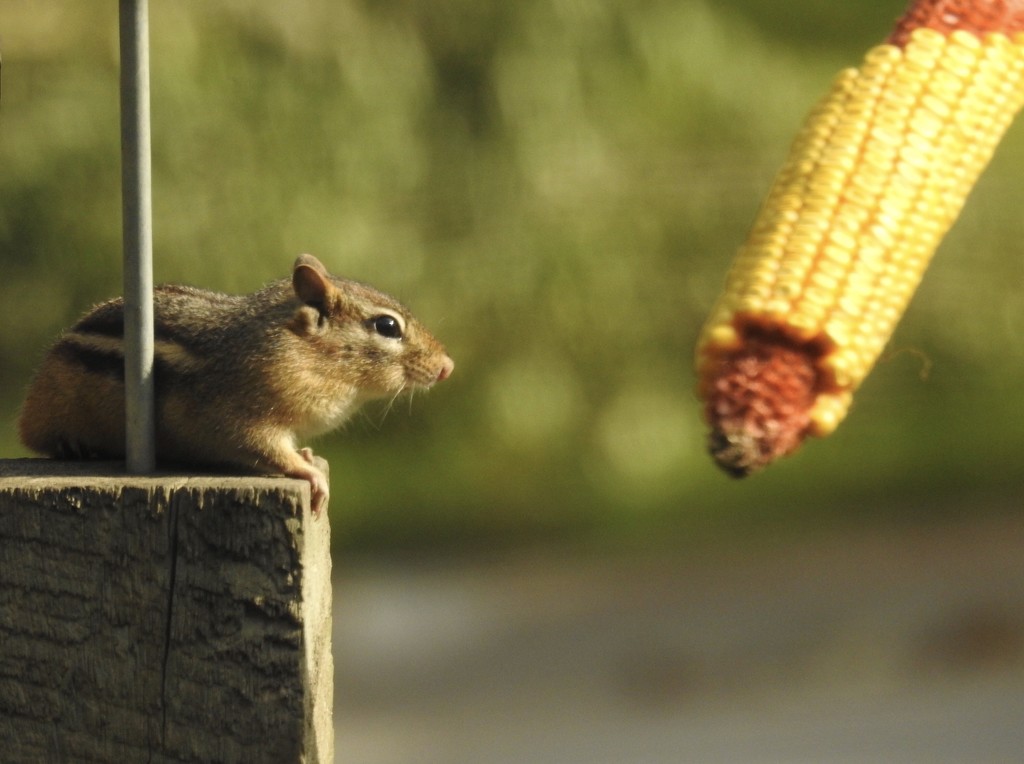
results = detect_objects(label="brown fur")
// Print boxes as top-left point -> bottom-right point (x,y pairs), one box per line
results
18,254 -> 454,514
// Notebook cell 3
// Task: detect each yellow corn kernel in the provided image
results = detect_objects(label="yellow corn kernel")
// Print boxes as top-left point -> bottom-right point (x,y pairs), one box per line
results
697,26 -> 1024,474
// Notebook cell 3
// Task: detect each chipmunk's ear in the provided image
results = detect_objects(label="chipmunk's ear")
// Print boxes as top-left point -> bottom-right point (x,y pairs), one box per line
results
292,254 -> 334,308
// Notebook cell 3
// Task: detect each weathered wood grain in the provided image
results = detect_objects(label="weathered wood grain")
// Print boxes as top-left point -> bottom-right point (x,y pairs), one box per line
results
0,460 -> 333,763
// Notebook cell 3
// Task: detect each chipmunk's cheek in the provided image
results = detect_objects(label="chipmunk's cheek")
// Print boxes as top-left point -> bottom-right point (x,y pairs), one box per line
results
371,365 -> 406,395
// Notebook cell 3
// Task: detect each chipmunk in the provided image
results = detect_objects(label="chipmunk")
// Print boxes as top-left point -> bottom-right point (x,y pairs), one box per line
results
18,254 -> 454,515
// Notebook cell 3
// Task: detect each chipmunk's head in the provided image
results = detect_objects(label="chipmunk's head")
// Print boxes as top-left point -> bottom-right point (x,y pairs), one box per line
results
288,254 -> 453,401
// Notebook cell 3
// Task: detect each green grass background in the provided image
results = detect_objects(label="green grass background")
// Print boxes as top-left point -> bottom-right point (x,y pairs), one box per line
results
3,0 -> 1023,553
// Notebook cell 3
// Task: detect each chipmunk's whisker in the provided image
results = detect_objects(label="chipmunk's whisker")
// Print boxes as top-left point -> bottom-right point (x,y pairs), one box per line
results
375,385 -> 406,424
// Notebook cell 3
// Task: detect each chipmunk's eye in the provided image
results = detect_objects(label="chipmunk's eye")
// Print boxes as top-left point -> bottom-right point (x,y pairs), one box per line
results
371,314 -> 403,340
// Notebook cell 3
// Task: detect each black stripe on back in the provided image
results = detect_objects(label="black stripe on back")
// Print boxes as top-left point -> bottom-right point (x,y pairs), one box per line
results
73,304 -> 182,346
55,341 -> 124,379
74,308 -> 125,338
54,341 -> 182,391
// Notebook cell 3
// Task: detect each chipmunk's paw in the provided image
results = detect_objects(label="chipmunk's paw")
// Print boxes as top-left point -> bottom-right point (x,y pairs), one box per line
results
286,448 -> 330,519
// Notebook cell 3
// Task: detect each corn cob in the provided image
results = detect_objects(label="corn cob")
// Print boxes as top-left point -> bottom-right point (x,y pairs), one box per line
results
696,0 -> 1024,476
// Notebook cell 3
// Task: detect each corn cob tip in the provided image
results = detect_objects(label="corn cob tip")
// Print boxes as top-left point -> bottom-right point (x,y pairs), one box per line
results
702,332 -> 820,477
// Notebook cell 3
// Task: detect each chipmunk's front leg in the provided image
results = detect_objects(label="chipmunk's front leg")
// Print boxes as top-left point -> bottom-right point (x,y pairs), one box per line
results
257,437 -> 331,517
297,446 -> 332,516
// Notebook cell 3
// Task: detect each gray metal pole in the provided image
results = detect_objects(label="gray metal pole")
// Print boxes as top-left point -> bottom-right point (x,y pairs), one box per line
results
119,0 -> 156,473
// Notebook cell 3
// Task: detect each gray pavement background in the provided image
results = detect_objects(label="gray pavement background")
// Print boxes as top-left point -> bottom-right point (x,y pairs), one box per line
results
332,511 -> 1024,763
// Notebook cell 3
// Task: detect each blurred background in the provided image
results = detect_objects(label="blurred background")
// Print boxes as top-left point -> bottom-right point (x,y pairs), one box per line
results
2,1 -> 1024,761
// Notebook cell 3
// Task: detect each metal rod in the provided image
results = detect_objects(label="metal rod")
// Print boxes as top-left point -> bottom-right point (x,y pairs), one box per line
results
119,0 -> 156,473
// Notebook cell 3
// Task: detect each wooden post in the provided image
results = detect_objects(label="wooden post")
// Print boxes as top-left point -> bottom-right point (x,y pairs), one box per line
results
0,460 -> 334,763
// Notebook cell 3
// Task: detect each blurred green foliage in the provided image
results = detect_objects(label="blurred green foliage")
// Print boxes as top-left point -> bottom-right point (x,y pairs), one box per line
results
3,0 -> 1024,553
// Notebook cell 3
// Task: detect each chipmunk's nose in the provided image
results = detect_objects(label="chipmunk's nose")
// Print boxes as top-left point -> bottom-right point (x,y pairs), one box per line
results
437,356 -> 454,382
